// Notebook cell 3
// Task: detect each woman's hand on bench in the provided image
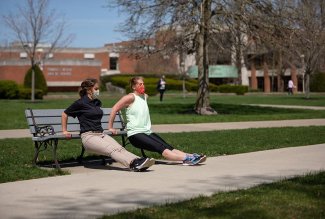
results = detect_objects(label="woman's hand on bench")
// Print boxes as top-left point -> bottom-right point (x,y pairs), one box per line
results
63,131 -> 72,139
108,128 -> 118,135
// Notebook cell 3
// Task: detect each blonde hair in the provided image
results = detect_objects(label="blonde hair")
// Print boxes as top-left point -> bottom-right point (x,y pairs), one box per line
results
129,76 -> 143,90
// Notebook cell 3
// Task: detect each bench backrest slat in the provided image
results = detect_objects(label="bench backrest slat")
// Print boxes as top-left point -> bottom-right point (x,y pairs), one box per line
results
25,108 -> 125,135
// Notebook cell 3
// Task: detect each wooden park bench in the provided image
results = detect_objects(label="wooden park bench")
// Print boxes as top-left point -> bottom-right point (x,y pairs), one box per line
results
25,108 -> 143,169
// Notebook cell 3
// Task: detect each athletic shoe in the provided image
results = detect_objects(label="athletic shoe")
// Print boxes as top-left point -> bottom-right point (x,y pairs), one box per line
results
142,158 -> 155,171
193,153 -> 207,163
182,154 -> 201,166
130,157 -> 155,171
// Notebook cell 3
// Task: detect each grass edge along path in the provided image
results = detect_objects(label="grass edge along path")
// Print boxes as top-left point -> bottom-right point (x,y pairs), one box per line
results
101,171 -> 325,219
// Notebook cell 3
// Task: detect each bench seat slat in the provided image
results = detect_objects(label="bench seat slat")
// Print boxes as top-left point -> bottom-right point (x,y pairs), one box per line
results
25,108 -> 126,135
31,130 -> 127,141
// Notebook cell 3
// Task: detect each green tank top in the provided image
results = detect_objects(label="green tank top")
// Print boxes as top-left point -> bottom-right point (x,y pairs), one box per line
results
126,93 -> 152,137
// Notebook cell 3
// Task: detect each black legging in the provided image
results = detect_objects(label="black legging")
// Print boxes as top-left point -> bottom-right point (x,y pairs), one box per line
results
128,132 -> 174,154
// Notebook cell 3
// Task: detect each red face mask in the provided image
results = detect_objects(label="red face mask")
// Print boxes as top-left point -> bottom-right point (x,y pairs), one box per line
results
136,86 -> 145,94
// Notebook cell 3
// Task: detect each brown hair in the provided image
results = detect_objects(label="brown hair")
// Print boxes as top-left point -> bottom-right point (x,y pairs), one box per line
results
79,78 -> 98,97
129,76 -> 143,90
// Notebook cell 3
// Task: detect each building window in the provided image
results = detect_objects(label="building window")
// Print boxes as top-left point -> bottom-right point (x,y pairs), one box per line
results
47,53 -> 54,59
84,53 -> 95,59
20,52 -> 28,59
110,57 -> 118,70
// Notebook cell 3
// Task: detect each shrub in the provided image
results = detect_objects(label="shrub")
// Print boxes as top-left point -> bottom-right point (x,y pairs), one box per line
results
0,80 -> 19,99
310,72 -> 325,92
218,84 -> 248,95
101,74 -> 220,93
24,65 -> 48,95
18,87 -> 44,99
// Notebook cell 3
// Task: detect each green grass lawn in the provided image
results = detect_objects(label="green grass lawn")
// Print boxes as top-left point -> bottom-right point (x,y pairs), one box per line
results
1,126 -> 325,183
1,93 -> 325,129
1,93 -> 324,218
101,171 -> 325,219
159,92 -> 325,106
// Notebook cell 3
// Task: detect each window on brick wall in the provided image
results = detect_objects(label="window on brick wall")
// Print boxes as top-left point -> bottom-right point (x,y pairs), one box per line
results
110,57 -> 118,70
20,52 -> 28,59
84,53 -> 95,59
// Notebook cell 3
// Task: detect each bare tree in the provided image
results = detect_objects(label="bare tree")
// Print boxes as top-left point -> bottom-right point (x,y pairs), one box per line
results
109,0 -> 282,114
109,0 -> 221,114
288,0 -> 325,98
3,0 -> 73,101
244,0 -> 293,92
245,0 -> 325,97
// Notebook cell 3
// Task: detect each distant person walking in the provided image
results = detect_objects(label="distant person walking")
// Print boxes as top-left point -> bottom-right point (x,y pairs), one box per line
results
288,79 -> 296,95
157,75 -> 166,102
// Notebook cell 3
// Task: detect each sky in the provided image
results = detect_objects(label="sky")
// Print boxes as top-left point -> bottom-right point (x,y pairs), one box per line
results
0,0 -> 128,48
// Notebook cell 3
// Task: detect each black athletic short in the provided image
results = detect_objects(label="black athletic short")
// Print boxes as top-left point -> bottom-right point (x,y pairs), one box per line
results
128,132 -> 174,154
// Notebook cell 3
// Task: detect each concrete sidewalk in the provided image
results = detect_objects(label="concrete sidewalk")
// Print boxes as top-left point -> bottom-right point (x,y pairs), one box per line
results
1,118 -> 325,139
0,118 -> 324,218
0,143 -> 324,219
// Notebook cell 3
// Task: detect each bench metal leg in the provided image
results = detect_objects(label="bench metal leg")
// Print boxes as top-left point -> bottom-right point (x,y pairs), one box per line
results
33,142 -> 41,165
122,135 -> 126,147
52,139 -> 60,169
77,145 -> 85,163
141,149 -> 147,158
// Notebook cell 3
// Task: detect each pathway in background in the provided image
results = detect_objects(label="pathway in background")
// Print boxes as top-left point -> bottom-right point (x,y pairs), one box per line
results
1,119 -> 325,139
246,104 -> 325,110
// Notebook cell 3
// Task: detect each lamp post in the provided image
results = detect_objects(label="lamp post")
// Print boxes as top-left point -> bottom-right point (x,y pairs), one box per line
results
31,67 -> 35,102
30,48 -> 43,102
180,61 -> 187,98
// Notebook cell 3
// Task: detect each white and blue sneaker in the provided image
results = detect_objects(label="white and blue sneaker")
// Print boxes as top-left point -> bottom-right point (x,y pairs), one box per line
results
193,153 -> 207,163
182,154 -> 201,166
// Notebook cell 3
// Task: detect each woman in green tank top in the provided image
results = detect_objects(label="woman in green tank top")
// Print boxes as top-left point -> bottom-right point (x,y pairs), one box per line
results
108,76 -> 206,166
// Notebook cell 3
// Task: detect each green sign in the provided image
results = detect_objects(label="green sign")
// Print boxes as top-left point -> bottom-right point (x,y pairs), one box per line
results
188,65 -> 238,78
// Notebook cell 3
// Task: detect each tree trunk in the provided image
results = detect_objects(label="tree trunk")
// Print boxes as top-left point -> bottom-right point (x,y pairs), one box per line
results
195,0 -> 216,115
305,71 -> 311,99
276,51 -> 284,92
263,62 -> 271,93
250,63 -> 257,90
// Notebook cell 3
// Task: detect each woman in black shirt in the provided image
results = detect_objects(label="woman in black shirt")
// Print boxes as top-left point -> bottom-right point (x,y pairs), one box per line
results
61,78 -> 154,171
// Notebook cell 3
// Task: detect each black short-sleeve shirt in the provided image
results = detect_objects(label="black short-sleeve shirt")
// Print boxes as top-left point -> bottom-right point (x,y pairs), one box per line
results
64,95 -> 104,134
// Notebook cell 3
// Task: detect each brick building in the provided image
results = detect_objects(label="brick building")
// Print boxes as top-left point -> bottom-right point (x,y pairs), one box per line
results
0,42 -> 178,91
0,40 -> 308,93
